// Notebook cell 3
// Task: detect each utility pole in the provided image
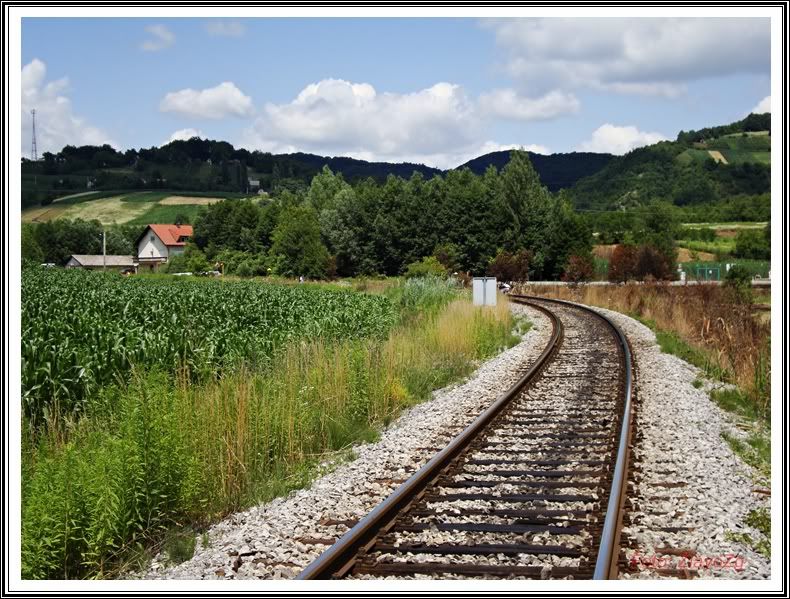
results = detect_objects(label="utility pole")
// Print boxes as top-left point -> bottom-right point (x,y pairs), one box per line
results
102,230 -> 107,271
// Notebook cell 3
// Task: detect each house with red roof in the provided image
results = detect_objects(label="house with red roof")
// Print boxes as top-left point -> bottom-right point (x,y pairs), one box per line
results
135,224 -> 193,270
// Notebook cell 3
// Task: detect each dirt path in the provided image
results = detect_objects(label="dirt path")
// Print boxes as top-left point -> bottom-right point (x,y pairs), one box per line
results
159,196 -> 225,205
708,150 -> 728,164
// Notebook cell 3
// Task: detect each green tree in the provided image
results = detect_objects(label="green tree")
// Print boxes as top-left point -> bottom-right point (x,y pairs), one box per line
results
735,228 -> 770,259
104,228 -> 133,255
21,224 -> 44,265
499,150 -> 552,260
255,201 -> 282,251
308,165 -> 350,213
637,201 -> 679,276
438,168 -> 506,274
321,179 -> 381,276
541,195 -> 592,279
33,219 -> 103,265
269,206 -> 330,279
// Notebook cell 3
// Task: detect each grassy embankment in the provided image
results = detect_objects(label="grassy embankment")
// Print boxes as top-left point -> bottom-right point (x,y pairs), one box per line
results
517,282 -> 771,555
22,271 -> 519,579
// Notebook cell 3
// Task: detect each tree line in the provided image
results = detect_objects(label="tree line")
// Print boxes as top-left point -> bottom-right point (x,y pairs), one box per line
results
23,151 -> 690,282
676,112 -> 770,144
182,151 -> 594,280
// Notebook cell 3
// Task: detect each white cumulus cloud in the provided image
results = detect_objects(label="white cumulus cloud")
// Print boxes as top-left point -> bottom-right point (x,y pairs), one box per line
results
241,79 -> 488,168
752,95 -> 771,113
485,18 -> 769,97
478,88 -> 580,121
164,128 -> 205,145
160,82 -> 254,119
140,24 -> 175,52
206,20 -> 246,37
21,59 -> 115,155
577,124 -> 668,155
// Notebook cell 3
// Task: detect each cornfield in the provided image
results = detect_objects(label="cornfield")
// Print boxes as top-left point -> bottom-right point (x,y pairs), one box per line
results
21,268 -> 396,427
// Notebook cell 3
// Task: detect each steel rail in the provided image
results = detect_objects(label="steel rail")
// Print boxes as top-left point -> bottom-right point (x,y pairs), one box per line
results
297,298 -> 562,580
297,295 -> 633,580
512,295 -> 634,580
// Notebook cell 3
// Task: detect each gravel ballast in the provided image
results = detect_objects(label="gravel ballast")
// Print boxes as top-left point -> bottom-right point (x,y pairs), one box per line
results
143,301 -> 771,581
592,307 -> 771,580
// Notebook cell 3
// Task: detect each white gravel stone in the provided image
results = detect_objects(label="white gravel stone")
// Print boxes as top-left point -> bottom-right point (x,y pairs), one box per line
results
584,306 -> 771,580
140,303 -> 552,580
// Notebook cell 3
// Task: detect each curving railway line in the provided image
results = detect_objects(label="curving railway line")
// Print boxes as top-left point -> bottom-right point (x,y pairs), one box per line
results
298,295 -> 635,580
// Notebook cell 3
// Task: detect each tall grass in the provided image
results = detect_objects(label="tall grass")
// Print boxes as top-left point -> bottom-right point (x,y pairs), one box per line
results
517,283 -> 770,415
22,291 -> 516,579
383,276 -> 462,320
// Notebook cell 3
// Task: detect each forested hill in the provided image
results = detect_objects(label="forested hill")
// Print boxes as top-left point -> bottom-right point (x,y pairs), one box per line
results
279,152 -> 442,181
21,142 -> 609,207
21,113 -> 770,210
20,143 -> 445,208
566,113 -> 771,211
458,151 -> 614,191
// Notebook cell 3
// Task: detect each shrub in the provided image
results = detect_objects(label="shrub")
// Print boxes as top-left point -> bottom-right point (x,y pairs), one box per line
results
724,264 -> 753,303
635,245 -> 672,280
432,243 -> 461,273
404,256 -> 447,279
562,254 -> 595,285
165,244 -> 210,274
608,244 -> 638,283
486,249 -> 531,282
235,261 -> 252,278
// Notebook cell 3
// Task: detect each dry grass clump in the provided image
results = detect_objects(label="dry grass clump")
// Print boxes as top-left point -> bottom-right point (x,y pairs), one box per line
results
517,283 -> 769,413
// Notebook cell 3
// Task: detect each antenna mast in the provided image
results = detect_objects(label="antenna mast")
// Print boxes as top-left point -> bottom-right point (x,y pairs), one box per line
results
31,109 -> 38,161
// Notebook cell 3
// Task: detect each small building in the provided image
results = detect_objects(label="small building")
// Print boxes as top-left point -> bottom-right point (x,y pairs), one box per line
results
66,254 -> 137,272
248,178 -> 260,191
136,224 -> 194,271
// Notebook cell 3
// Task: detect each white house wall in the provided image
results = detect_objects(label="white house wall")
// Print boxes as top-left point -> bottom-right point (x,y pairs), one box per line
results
137,232 -> 169,260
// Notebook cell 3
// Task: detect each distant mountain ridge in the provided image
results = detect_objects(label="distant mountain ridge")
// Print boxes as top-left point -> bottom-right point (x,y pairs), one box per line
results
458,151 -> 615,192
278,152 -> 443,181
283,150 -> 616,192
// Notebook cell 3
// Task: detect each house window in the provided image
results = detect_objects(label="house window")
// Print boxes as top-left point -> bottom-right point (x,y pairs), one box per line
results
150,235 -> 155,242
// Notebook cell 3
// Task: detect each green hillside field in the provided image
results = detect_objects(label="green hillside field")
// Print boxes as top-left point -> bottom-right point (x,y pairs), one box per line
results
675,131 -> 770,166
21,190 -> 253,226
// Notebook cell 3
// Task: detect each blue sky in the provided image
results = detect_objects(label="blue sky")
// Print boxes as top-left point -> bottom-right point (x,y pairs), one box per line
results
21,17 -> 771,168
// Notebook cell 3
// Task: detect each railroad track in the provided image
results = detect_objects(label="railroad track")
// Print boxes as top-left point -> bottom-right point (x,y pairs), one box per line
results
298,296 -> 634,580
